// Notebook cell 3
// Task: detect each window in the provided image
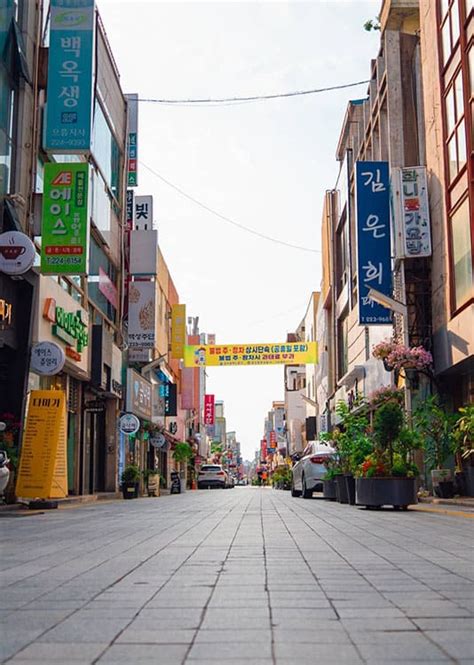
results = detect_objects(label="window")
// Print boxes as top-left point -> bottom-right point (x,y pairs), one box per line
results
441,0 -> 461,64
444,70 -> 467,181
88,237 -> 118,322
337,312 -> 348,380
91,101 -> 121,200
450,199 -> 474,308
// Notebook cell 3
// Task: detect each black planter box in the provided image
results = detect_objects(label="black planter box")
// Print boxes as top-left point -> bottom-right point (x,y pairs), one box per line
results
335,475 -> 348,504
436,480 -> 455,498
356,477 -> 417,509
122,481 -> 139,499
465,467 -> 474,497
323,479 -> 337,500
345,474 -> 356,505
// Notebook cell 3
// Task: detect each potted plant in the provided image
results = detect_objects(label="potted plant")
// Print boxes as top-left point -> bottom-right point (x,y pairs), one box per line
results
453,405 -> 474,496
413,396 -> 456,497
142,469 -> 161,497
322,466 -> 338,501
355,401 -> 419,509
121,464 -> 140,499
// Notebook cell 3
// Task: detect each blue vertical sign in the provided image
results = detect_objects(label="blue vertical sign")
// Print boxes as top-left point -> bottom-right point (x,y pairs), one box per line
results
44,0 -> 95,153
355,161 -> 392,325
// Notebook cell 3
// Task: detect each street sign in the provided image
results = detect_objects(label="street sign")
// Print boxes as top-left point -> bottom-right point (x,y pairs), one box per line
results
119,413 -> 140,435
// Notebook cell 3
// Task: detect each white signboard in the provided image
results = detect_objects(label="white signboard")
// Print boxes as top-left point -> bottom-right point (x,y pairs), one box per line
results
30,341 -> 66,376
392,166 -> 432,258
134,195 -> 153,230
0,231 -> 36,275
119,413 -> 140,435
129,230 -> 158,275
128,281 -> 156,348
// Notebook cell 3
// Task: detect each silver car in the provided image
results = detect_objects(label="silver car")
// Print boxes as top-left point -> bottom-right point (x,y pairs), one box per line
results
291,442 -> 335,498
197,464 -> 227,489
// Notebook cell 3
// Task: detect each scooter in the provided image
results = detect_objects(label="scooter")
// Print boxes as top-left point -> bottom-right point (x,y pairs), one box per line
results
0,450 -> 10,500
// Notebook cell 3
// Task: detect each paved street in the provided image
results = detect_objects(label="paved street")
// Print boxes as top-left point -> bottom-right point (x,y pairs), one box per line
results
1,487 -> 473,665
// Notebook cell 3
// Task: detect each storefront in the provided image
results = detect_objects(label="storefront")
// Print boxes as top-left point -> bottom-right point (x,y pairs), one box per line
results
87,324 -> 123,493
125,368 -> 152,489
0,270 -> 36,469
30,276 -> 90,495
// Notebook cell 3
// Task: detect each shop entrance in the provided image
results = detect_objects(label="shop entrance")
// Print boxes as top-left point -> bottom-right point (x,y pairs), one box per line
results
83,409 -> 106,493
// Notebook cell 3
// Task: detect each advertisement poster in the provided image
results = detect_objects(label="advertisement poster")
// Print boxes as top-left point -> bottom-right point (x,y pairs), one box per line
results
184,341 -> 318,367
41,162 -> 89,275
16,390 -> 67,499
204,394 -> 215,425
128,281 -> 156,348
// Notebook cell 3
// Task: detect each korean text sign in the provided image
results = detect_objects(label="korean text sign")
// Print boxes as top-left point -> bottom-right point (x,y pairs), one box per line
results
16,390 -> 68,499
204,394 -> 215,425
41,162 -> 89,275
355,161 -> 392,325
171,304 -> 186,359
183,341 -> 318,367
44,0 -> 95,152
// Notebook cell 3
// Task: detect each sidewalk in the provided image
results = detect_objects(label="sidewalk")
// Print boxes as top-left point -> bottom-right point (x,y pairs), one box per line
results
0,492 -> 121,516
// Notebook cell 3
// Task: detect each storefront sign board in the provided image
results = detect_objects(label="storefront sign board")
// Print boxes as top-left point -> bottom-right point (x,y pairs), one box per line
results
41,162 -> 89,274
16,390 -> 68,499
0,231 -> 35,275
30,341 -> 66,375
183,341 -> 318,367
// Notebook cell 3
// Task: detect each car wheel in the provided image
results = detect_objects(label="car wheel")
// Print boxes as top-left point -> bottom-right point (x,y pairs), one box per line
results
302,475 -> 312,499
291,481 -> 301,498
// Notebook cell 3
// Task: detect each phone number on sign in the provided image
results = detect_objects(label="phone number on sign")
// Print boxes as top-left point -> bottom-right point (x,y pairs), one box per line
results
45,257 -> 83,265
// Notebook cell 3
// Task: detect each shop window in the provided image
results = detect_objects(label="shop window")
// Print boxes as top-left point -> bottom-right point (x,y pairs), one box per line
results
444,70 -> 467,182
450,198 -> 474,309
91,168 -> 111,233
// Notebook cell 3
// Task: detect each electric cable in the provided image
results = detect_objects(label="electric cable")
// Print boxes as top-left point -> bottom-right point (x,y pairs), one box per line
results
138,79 -> 370,106
140,161 -> 322,254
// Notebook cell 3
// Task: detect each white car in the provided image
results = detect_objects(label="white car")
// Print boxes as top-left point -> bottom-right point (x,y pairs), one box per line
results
291,442 -> 335,499
198,464 -> 227,489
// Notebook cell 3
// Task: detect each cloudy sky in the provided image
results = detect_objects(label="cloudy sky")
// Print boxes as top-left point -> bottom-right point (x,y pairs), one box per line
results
98,0 -> 380,460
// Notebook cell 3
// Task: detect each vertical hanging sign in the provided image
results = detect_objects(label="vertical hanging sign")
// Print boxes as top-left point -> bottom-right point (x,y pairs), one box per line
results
171,304 -> 186,359
41,162 -> 89,275
355,161 -> 392,325
126,93 -> 138,186
204,394 -> 215,425
44,0 -> 95,152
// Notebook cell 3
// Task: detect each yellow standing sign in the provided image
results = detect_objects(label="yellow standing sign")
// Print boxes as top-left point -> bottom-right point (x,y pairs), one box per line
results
184,341 -> 318,367
16,390 -> 68,499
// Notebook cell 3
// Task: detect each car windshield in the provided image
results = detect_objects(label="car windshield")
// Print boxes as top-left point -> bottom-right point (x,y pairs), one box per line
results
201,465 -> 222,472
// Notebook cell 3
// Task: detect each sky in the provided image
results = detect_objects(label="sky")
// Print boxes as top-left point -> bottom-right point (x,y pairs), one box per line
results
98,0 -> 381,461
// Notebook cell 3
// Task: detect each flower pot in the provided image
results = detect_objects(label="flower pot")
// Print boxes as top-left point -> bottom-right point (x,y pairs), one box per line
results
435,480 -> 455,499
335,475 -> 348,504
355,477 -> 417,509
383,358 -> 394,372
345,474 -> 356,505
122,481 -> 139,499
323,479 -> 337,501
465,467 -> 474,497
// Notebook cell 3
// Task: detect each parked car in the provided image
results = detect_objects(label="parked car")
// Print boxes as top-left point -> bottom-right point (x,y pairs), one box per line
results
291,441 -> 335,499
198,464 -> 227,489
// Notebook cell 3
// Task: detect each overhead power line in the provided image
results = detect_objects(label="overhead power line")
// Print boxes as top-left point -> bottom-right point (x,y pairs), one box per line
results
138,79 -> 370,106
140,161 -> 321,254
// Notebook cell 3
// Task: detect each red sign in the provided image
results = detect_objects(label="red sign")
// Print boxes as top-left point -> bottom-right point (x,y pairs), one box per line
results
260,439 -> 267,460
268,431 -> 277,449
204,394 -> 215,425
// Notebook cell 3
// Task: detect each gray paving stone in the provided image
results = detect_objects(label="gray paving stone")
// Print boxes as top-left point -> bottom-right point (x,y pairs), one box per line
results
194,629 -> 271,643
356,641 -> 449,661
8,642 -> 108,661
188,642 -> 272,659
97,643 -> 189,663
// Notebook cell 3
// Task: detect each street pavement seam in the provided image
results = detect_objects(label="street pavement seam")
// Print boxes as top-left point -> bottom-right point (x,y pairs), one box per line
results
278,493 -> 468,663
181,492 -> 255,664
2,493 -> 241,664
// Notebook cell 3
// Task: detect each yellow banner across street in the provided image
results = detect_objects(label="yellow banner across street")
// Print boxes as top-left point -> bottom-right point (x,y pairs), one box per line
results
183,341 -> 318,367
